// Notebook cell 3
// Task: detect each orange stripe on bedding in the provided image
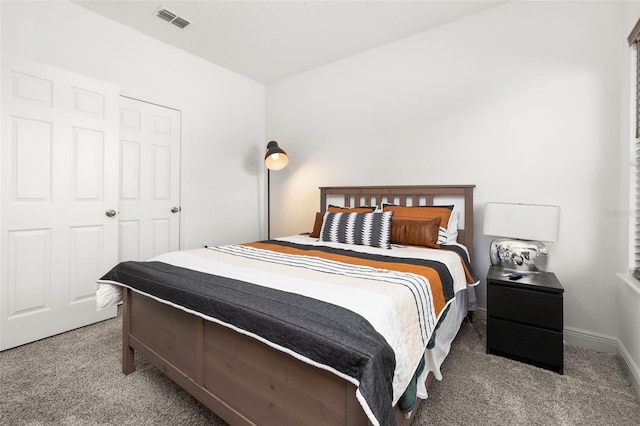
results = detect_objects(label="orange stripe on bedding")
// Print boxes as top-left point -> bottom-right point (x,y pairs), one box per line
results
463,262 -> 475,284
446,249 -> 475,285
244,241 -> 448,315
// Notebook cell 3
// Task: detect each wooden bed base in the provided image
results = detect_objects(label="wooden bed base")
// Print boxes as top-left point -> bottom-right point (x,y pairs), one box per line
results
122,288 -> 422,425
121,185 -> 475,426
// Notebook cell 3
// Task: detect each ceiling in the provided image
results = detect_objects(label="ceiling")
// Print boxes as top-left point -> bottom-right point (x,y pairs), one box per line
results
74,1 -> 505,84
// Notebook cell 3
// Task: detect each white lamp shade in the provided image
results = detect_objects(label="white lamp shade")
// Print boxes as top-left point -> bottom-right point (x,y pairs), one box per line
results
483,202 -> 560,242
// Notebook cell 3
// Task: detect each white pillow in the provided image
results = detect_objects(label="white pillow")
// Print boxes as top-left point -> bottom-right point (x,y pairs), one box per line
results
446,210 -> 460,243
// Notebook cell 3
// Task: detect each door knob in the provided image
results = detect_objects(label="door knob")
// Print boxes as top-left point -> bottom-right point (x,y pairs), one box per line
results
171,207 -> 181,213
105,209 -> 117,217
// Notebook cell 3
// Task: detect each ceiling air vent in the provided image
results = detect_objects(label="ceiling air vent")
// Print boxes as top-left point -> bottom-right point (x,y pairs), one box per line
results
155,6 -> 191,29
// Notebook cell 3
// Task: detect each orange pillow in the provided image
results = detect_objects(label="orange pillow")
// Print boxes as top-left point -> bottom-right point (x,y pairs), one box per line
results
382,204 -> 453,244
328,205 -> 376,213
390,218 -> 441,248
309,212 -> 324,238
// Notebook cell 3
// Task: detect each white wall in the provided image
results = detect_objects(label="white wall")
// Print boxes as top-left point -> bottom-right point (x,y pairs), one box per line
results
267,2 -> 624,349
1,1 -> 266,249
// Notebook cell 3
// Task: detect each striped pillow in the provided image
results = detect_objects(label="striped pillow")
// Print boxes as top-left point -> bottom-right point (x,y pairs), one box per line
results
319,211 -> 394,249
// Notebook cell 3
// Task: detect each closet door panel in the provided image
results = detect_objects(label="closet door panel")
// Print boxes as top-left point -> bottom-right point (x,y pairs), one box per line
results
1,54 -> 118,350
118,96 -> 181,263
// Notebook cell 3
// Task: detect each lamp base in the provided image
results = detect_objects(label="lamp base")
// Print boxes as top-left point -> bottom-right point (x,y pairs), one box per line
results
489,238 -> 549,273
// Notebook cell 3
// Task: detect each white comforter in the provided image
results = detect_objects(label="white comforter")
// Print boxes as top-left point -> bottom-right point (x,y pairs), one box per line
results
97,234 -> 474,425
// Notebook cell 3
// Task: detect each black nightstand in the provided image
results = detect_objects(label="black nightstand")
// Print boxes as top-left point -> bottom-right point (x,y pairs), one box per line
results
486,266 -> 564,374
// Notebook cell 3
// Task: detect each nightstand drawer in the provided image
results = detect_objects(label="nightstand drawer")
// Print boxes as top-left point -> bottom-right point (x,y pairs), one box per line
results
487,317 -> 563,373
488,283 -> 563,330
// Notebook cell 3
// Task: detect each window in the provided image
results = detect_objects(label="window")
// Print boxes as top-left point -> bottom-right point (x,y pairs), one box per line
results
630,19 -> 640,279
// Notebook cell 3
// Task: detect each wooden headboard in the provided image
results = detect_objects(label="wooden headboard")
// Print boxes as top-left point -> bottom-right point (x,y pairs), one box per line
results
319,185 -> 475,259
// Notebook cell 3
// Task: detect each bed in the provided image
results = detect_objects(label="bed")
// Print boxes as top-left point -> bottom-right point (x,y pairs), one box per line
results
97,184 -> 476,426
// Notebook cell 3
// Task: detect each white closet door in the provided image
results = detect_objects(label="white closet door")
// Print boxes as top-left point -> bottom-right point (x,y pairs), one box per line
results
118,97 -> 180,262
1,55 -> 118,350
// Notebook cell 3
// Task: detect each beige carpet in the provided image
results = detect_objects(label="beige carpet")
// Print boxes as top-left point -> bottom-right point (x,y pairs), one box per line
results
1,312 -> 638,425
417,321 -> 640,425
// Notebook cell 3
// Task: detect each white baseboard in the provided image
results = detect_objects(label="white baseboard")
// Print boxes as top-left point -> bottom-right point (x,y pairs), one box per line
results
471,307 -> 487,322
563,326 -> 618,355
618,340 -> 640,396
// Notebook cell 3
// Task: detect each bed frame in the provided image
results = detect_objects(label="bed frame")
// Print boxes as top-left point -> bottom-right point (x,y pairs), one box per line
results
121,184 -> 475,426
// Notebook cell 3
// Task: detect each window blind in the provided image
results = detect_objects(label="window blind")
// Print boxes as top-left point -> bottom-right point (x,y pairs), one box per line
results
635,35 -> 640,139
630,19 -> 640,279
635,68 -> 640,280
630,18 -> 640,138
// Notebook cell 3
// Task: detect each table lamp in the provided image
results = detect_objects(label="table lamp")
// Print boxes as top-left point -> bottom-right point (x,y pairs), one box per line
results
483,202 -> 560,272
